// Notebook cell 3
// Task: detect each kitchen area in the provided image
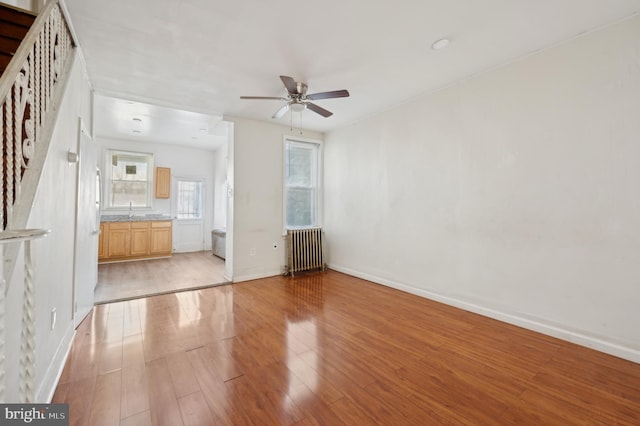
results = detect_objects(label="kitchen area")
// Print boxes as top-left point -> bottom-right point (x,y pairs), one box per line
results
98,166 -> 174,263
91,95 -> 231,303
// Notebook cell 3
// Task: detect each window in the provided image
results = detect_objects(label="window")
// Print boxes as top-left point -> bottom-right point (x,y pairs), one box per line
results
176,179 -> 203,219
105,150 -> 153,209
284,139 -> 320,228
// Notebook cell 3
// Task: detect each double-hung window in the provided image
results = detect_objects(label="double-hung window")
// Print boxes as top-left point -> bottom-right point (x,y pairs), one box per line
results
284,139 -> 321,229
106,150 -> 153,209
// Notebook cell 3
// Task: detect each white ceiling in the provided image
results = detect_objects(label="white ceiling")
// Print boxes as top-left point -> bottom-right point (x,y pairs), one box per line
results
93,94 -> 229,150
65,0 -> 640,137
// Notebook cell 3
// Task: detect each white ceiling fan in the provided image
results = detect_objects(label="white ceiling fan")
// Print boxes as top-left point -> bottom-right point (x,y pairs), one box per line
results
241,75 -> 350,119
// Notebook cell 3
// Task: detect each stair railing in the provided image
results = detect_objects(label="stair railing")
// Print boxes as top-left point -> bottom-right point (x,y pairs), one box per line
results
0,0 -> 75,402
1,0 -> 75,232
1,0 -> 75,284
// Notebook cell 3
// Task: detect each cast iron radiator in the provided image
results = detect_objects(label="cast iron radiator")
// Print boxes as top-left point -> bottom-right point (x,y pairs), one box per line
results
286,227 -> 325,276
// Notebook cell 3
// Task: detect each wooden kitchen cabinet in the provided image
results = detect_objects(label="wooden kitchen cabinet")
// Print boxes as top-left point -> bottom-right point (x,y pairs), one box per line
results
130,222 -> 150,256
150,221 -> 172,255
155,167 -> 171,199
107,222 -> 130,258
98,223 -> 108,260
99,220 -> 172,263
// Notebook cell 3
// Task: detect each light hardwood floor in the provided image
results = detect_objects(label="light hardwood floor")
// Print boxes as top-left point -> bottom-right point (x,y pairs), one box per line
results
95,251 -> 227,303
55,270 -> 640,425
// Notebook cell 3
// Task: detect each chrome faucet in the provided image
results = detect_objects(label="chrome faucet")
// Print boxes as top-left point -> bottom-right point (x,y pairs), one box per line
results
128,201 -> 133,218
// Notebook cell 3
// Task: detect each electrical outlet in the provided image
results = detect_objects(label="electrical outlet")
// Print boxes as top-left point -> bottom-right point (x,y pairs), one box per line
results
249,247 -> 256,256
51,308 -> 57,331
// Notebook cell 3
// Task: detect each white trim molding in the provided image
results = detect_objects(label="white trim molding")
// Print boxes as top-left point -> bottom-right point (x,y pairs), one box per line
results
328,263 -> 640,364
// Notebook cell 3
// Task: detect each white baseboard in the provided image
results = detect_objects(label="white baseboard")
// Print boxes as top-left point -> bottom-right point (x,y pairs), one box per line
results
232,269 -> 281,283
328,263 -> 640,364
36,321 -> 75,402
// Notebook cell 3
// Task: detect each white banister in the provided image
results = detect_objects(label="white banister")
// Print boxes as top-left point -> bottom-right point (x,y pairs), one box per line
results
0,0 -> 75,402
1,0 -> 75,286
1,0 -> 74,231
0,228 -> 49,402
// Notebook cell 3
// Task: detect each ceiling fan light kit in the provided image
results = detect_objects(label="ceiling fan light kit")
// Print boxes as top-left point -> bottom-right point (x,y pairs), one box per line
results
289,102 -> 307,113
241,75 -> 350,119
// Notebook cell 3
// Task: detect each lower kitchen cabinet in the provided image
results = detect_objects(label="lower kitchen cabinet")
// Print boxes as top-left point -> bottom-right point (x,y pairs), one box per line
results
99,220 -> 172,263
150,221 -> 172,255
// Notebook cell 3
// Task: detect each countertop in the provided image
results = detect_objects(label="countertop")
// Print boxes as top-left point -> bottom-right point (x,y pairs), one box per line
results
101,214 -> 173,223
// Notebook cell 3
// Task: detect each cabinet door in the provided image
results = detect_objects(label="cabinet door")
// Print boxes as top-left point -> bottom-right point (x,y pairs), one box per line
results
98,223 -> 108,260
155,167 -> 171,199
107,223 -> 130,258
150,221 -> 172,254
130,222 -> 150,256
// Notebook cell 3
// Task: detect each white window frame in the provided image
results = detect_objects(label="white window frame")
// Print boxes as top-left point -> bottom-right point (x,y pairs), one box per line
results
175,178 -> 204,220
283,136 -> 323,233
103,149 -> 154,210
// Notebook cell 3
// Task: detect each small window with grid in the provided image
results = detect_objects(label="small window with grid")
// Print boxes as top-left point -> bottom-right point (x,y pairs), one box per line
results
176,179 -> 203,219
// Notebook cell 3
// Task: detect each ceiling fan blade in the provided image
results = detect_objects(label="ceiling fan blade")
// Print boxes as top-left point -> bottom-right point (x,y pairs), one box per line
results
240,96 -> 288,100
307,102 -> 333,117
272,104 -> 290,119
280,76 -> 299,94
307,89 -> 350,100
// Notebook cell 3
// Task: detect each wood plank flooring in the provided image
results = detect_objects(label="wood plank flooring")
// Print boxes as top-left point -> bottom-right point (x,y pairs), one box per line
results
54,270 -> 640,425
96,251 -> 227,303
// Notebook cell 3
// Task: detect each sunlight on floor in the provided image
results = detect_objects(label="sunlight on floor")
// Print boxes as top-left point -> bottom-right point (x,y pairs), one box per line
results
95,251 -> 227,303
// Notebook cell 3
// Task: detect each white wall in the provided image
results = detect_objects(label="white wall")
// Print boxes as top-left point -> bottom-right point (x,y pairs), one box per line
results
213,132 -> 228,230
324,16 -> 640,362
227,117 -> 323,282
96,137 -> 219,251
224,122 -> 234,281
4,50 -> 91,402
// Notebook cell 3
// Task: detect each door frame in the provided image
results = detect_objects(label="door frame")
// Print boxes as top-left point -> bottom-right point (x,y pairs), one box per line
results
72,118 -> 98,327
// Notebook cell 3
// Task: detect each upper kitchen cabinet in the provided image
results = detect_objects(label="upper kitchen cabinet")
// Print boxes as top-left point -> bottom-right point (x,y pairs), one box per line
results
155,167 -> 171,198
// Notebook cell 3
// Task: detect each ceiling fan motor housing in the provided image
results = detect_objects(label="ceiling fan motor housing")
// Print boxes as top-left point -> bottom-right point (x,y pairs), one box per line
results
296,82 -> 308,96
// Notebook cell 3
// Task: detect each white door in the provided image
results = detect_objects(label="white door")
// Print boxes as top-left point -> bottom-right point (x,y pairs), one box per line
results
172,177 -> 205,252
73,122 -> 99,327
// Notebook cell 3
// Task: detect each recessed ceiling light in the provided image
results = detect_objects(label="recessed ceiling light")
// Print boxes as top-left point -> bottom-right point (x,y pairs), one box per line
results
431,38 -> 450,50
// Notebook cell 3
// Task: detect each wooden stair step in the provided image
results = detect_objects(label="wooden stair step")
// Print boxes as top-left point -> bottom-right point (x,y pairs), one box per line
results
1,51 -> 12,74
0,20 -> 31,40
0,34 -> 21,55
0,4 -> 37,28
0,4 -> 37,77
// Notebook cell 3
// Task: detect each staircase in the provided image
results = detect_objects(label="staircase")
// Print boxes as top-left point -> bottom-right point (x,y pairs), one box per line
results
0,0 -> 75,402
0,4 -> 36,77
1,0 -> 74,231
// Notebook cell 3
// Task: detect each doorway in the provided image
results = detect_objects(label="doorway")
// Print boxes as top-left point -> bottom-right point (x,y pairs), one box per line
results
72,120 -> 98,326
90,104 -> 234,303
